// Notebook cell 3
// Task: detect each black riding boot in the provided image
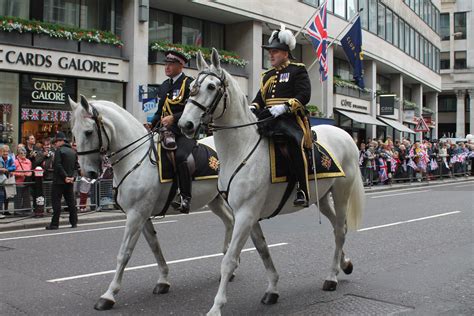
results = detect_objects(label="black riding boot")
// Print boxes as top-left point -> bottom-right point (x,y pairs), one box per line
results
288,142 -> 309,207
176,162 -> 192,214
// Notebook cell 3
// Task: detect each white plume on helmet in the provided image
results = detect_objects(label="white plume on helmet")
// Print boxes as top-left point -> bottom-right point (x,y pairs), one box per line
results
268,23 -> 296,50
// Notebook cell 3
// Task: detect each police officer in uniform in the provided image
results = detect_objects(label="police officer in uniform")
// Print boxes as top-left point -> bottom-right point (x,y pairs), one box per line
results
253,25 -> 312,206
151,51 -> 195,213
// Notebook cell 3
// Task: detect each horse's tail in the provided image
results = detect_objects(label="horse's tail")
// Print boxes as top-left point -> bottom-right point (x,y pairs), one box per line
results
346,154 -> 365,231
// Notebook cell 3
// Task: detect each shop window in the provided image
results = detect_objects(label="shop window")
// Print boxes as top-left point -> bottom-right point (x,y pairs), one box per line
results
368,0 -> 377,33
43,0 -> 80,27
182,16 -> 203,46
377,3 -> 385,39
77,79 -> 124,107
0,0 -> 29,19
454,12 -> 466,39
439,13 -> 450,40
440,52 -> 449,70
438,95 -> 456,112
454,51 -> 467,69
334,0 -> 346,19
149,9 -> 173,43
0,71 -> 19,146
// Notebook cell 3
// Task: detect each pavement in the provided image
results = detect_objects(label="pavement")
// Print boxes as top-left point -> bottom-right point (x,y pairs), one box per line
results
0,176 -> 472,232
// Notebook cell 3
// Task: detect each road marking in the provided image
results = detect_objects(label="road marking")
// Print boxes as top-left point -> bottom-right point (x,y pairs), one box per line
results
0,220 -> 177,242
365,180 -> 474,195
370,190 -> 431,198
0,210 -> 212,235
455,183 -> 474,188
47,242 -> 288,283
357,211 -> 461,232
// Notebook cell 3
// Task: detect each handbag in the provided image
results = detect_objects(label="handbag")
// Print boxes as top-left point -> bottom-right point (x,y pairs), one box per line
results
4,175 -> 16,198
18,159 -> 34,184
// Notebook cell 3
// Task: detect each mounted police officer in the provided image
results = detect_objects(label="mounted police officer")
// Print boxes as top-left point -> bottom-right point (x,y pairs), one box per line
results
253,25 -> 312,206
151,50 -> 195,213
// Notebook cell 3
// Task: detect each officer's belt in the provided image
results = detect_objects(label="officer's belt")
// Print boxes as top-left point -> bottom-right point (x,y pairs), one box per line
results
264,98 -> 290,107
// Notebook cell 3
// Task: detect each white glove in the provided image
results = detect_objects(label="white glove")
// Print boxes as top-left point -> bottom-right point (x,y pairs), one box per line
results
269,104 -> 288,117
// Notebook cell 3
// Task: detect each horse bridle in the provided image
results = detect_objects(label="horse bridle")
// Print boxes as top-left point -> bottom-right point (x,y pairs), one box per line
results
76,104 -> 111,157
188,69 -> 228,127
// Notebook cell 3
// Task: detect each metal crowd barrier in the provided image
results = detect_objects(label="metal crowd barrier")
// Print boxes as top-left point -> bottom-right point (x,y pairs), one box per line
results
0,178 -> 116,217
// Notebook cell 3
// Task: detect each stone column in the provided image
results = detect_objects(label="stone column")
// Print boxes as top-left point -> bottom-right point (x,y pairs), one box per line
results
390,74 -> 403,140
469,89 -> 474,135
364,59 -> 377,139
122,0 -> 149,123
412,84 -> 423,141
456,90 -> 466,137
425,92 -> 438,140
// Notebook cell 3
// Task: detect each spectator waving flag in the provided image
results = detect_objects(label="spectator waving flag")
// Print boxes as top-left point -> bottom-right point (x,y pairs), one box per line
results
429,159 -> 438,171
306,0 -> 328,81
340,16 -> 364,88
378,158 -> 389,183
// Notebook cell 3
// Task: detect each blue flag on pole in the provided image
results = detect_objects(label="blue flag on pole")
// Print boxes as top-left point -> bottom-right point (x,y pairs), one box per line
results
341,16 -> 364,89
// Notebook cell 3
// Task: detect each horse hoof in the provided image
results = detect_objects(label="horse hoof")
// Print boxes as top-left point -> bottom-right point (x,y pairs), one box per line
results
261,292 -> 279,305
322,280 -> 338,291
94,298 -> 115,311
343,261 -> 353,275
153,283 -> 170,294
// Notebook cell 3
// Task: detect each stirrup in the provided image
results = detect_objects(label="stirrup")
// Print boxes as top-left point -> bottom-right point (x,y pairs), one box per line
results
293,189 -> 308,207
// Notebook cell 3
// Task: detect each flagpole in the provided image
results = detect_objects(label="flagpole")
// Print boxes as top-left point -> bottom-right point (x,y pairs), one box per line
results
294,0 -> 327,39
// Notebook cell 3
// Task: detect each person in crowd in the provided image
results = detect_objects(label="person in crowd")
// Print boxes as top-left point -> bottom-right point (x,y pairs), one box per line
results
33,139 -> 55,211
0,145 -> 16,216
12,147 -> 32,214
45,132 -> 79,230
359,143 -> 367,183
364,142 -> 376,186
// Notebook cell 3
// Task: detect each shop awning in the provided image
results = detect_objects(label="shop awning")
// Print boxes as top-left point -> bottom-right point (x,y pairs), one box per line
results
377,117 -> 416,134
336,110 -> 387,126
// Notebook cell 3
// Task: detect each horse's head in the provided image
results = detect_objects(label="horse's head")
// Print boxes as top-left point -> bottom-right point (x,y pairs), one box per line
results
178,48 -> 228,138
69,95 -> 109,179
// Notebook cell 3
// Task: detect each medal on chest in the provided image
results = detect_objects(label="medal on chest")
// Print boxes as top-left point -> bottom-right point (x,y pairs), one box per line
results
279,72 -> 290,82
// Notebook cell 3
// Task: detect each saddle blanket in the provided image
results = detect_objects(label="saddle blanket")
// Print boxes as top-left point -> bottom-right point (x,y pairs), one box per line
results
158,143 -> 219,183
270,140 -> 345,184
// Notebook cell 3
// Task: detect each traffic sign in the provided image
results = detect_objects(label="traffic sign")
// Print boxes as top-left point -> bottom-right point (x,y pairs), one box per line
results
414,117 -> 430,132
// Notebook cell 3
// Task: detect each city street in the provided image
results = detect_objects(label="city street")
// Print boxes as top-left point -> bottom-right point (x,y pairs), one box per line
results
0,181 -> 473,315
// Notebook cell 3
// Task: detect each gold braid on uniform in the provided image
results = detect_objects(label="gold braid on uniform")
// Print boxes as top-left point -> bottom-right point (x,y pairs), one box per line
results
260,75 -> 277,100
163,77 -> 189,116
287,98 -> 312,149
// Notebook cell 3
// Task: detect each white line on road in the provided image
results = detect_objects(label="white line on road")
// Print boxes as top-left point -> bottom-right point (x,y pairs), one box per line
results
0,210 -> 212,235
370,190 -> 431,198
357,211 -> 461,232
47,242 -> 288,283
0,220 -> 177,242
365,180 -> 474,195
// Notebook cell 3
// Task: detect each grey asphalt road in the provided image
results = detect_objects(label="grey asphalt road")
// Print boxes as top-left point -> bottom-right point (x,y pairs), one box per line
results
0,181 -> 473,315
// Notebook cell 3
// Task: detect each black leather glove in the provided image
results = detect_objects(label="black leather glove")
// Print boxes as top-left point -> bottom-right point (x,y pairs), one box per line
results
256,108 -> 273,121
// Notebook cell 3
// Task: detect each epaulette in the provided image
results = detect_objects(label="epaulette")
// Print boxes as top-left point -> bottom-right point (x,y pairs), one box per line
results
290,62 -> 307,67
262,67 -> 275,75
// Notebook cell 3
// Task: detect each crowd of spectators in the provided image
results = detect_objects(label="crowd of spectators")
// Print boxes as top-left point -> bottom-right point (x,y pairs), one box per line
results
359,137 -> 474,186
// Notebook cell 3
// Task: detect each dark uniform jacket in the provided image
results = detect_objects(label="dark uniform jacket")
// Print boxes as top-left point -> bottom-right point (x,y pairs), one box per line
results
151,73 -> 193,135
52,143 -> 79,185
252,60 -> 312,148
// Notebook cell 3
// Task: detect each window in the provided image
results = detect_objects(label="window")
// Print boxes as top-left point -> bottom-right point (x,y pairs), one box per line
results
440,52 -> 450,69
414,31 -> 419,60
182,16 -> 203,46
334,0 -> 346,18
454,51 -> 467,69
377,3 -> 385,38
347,0 -> 358,19
203,21 -> 224,50
386,8 -> 393,43
368,0 -> 377,33
0,0 -> 29,18
334,58 -> 352,81
399,19 -> 405,51
410,27 -> 415,57
403,85 -> 412,101
422,0 -> 428,21
376,74 -> 390,92
424,38 -> 429,66
149,9 -> 173,43
327,0 -> 333,12
414,0 -> 420,16
419,36 -> 424,64
438,95 -> 456,112
440,13 -> 450,40
393,14 -> 399,47
81,0 -> 115,32
404,22 -> 410,54
43,0 -> 80,27
454,12 -> 467,39
359,0 -> 368,29
435,48 -> 440,72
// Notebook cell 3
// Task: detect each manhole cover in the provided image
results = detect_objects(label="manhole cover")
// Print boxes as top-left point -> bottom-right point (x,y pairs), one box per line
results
0,245 -> 14,251
293,294 -> 413,315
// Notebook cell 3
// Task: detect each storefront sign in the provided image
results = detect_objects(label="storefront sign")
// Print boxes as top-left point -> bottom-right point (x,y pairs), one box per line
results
0,45 -> 128,82
334,94 -> 370,113
379,95 -> 395,116
21,75 -> 76,109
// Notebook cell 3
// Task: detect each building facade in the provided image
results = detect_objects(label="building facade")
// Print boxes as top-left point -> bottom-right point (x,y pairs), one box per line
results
438,0 -> 473,138
0,0 -> 443,148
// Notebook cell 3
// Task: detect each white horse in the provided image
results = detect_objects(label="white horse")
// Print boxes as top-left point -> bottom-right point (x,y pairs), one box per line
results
178,49 -> 365,315
69,96 -> 234,310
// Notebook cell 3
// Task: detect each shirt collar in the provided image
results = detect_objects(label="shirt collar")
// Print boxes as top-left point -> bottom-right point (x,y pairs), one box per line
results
170,72 -> 183,84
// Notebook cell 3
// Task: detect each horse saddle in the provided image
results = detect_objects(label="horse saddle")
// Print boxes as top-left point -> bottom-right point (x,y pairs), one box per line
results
269,136 -> 345,184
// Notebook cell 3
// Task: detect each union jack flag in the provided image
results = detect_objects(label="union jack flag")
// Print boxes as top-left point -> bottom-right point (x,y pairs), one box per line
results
429,159 -> 438,171
306,0 -> 328,81
50,110 -> 58,121
407,158 -> 418,171
31,109 -> 40,120
378,158 -> 388,183
60,111 -> 69,122
21,109 -> 30,120
41,110 -> 49,121
389,157 -> 398,173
